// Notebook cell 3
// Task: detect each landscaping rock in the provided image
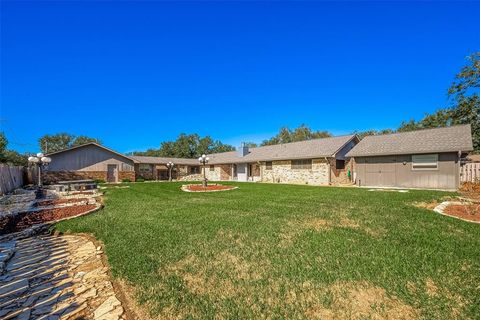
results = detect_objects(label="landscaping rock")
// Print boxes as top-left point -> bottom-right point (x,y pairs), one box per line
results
0,233 -> 125,319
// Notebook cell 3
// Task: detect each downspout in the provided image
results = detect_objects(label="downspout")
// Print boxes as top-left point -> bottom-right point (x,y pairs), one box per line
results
458,150 -> 462,189
325,157 -> 331,185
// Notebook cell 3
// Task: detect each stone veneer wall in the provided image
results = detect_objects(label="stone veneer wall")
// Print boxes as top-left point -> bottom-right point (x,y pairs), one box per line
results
205,166 -> 221,181
203,164 -> 233,181
118,171 -> 136,182
260,159 -> 330,185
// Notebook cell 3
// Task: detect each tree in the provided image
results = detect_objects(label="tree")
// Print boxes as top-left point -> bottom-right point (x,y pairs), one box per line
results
354,129 -> 394,140
448,52 -> 480,153
131,133 -> 235,158
261,125 -> 331,146
396,52 -> 479,152
448,52 -> 479,97
0,132 -> 7,155
0,132 -> 28,166
72,135 -> 101,147
39,133 -> 101,153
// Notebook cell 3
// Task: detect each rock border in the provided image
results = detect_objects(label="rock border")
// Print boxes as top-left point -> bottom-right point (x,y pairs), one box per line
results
433,201 -> 480,224
181,184 -> 238,193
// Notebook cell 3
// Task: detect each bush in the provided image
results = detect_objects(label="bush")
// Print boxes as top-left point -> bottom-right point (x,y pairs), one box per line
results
94,179 -> 105,184
136,178 -> 145,182
122,178 -> 131,183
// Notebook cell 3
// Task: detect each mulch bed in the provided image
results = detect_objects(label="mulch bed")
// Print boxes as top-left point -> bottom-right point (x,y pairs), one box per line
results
1,205 -> 98,234
185,184 -> 236,192
444,204 -> 480,222
34,198 -> 88,207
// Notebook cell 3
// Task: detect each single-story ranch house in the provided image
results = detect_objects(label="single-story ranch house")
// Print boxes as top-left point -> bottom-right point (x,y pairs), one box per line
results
346,124 -> 473,190
44,125 -> 473,190
44,134 -> 359,185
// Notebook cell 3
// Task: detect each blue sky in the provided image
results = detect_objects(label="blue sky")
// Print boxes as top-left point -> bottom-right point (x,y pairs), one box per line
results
1,1 -> 479,154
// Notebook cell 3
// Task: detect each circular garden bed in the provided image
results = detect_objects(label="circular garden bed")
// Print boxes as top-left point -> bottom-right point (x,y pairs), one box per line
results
181,184 -> 237,192
444,203 -> 480,223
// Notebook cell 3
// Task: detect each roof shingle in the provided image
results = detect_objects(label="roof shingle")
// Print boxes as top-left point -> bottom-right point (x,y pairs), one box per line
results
346,125 -> 473,157
207,135 -> 357,164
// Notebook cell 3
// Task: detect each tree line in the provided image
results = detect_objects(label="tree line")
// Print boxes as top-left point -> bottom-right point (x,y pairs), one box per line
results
1,52 -> 478,166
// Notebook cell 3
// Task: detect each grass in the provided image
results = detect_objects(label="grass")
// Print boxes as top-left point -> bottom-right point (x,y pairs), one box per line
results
55,182 -> 480,319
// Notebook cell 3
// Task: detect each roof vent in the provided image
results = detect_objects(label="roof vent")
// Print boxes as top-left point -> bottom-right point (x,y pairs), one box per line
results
238,143 -> 249,157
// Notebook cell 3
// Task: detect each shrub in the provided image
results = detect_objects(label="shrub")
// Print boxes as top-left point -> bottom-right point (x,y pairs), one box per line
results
122,178 -> 131,183
136,178 -> 145,182
94,179 -> 105,184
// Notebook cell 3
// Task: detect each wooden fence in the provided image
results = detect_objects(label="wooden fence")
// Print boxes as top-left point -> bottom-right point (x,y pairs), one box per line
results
461,162 -> 480,183
0,165 -> 25,195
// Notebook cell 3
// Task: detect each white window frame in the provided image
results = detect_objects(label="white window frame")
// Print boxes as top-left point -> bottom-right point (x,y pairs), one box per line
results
412,154 -> 438,171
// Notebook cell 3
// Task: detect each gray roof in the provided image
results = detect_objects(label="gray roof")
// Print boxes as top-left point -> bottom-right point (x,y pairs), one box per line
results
130,156 -> 199,165
346,125 -> 473,157
207,135 -> 357,164
46,142 -> 135,162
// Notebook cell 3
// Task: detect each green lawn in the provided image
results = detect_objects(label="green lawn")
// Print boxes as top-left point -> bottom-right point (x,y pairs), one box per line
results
56,182 -> 480,319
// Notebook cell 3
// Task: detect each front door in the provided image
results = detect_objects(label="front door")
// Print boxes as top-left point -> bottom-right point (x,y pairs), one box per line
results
107,164 -> 118,182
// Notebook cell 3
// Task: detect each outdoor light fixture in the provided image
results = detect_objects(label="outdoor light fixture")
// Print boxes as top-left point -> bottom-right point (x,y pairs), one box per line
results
28,152 -> 52,188
198,154 -> 210,187
166,161 -> 174,182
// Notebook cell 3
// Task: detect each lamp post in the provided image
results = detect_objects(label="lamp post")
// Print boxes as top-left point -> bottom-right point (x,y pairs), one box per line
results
166,161 -> 174,181
28,153 -> 52,188
198,154 -> 209,187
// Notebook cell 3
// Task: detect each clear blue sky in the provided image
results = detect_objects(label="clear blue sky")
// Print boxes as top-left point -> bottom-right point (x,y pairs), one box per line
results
1,1 -> 479,154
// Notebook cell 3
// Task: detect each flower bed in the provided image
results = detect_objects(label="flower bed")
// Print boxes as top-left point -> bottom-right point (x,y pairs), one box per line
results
15,205 -> 99,231
1,205 -> 100,234
181,184 -> 237,192
34,198 -> 89,207
444,204 -> 480,223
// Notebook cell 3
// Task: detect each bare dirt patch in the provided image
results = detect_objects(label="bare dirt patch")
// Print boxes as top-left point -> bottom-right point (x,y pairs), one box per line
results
305,281 -> 418,320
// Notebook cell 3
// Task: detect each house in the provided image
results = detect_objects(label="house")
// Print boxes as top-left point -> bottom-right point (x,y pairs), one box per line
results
345,125 -> 474,190
43,135 -> 359,185
44,144 -> 202,183
45,143 -> 136,183
203,135 -> 359,185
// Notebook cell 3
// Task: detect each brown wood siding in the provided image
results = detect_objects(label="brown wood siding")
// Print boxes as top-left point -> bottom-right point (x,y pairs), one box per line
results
46,144 -> 135,172
354,152 -> 459,190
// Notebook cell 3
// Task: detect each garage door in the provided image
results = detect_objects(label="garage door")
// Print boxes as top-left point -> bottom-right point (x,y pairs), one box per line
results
364,156 -> 397,187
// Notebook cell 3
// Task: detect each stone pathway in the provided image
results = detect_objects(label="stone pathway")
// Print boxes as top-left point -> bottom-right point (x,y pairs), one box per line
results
0,233 -> 126,320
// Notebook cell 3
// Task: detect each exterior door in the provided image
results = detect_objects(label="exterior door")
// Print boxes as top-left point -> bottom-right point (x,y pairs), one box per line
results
236,163 -> 248,181
107,164 -> 118,182
364,156 -> 396,187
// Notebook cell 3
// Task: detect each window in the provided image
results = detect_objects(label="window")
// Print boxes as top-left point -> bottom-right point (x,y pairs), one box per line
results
265,161 -> 272,170
210,165 -> 215,171
291,159 -> 312,170
412,154 -> 438,170
189,166 -> 200,174
336,159 -> 345,170
139,164 -> 151,172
